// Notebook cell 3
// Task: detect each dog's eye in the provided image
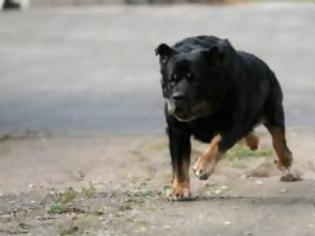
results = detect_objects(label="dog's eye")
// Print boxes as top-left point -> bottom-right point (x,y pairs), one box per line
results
161,57 -> 168,64
171,74 -> 178,81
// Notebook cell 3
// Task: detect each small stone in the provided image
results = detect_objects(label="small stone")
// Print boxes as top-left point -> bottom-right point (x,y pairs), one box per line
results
214,189 -> 223,195
280,189 -> 287,193
255,180 -> 263,185
224,220 -> 231,225
163,225 -> 171,230
140,226 -> 147,232
78,171 -> 85,178
244,231 -> 253,235
30,200 -> 36,204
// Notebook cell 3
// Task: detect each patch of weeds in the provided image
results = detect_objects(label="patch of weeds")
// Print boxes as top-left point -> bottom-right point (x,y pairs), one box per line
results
118,183 -> 158,211
48,187 -> 77,214
59,213 -> 101,236
132,183 -> 155,197
226,144 -> 272,160
59,216 -> 79,236
58,187 -> 77,204
59,225 -> 79,236
162,185 -> 171,196
81,182 -> 96,198
48,203 -> 68,214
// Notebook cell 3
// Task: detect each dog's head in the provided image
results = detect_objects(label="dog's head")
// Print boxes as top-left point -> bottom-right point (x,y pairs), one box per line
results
155,42 -> 227,122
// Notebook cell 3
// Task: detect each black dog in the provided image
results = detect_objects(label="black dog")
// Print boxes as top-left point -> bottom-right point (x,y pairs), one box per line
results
155,35 -> 299,201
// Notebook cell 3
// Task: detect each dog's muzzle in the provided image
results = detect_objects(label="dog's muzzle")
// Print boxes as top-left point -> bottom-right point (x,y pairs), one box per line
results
166,98 -> 195,122
166,98 -> 211,122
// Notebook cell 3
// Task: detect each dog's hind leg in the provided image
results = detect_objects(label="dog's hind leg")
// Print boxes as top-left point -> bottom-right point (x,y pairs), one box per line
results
263,104 -> 301,181
245,132 -> 259,151
265,125 -> 301,181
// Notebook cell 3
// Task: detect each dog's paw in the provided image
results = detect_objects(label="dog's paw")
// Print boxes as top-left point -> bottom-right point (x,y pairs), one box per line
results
167,186 -> 191,201
280,170 -> 302,182
192,158 -> 214,180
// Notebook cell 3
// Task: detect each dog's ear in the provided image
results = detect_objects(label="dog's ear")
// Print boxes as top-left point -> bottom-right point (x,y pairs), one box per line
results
155,43 -> 176,59
203,46 -> 225,66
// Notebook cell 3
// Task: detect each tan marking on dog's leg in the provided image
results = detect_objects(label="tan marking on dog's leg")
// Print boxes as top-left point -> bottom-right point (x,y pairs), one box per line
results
267,127 -> 301,182
192,135 -> 223,180
245,132 -> 259,151
269,127 -> 292,170
168,160 -> 191,201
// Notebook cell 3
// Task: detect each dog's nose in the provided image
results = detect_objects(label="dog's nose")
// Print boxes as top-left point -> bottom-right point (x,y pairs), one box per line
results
172,92 -> 185,102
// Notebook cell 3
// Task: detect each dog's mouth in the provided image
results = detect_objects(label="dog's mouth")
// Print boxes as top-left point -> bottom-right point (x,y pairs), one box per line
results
173,109 -> 197,122
166,99 -> 211,122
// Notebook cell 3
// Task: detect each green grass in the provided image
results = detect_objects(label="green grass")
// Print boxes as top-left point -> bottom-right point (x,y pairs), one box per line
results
81,182 -> 96,198
226,143 -> 272,160
47,188 -> 76,214
58,187 -> 77,204
48,183 -> 97,215
48,203 -> 68,214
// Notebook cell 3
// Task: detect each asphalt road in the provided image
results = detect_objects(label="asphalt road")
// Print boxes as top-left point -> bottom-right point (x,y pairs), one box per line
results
0,2 -> 314,136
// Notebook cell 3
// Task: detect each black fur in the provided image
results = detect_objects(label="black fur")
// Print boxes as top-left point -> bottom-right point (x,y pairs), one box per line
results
156,35 -> 287,185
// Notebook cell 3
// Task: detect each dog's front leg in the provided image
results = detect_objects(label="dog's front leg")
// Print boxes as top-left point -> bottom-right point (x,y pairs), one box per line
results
193,131 -> 243,180
167,127 -> 191,201
192,134 -> 224,180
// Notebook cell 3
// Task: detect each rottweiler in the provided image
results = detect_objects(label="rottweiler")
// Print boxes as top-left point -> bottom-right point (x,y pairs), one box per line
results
155,35 -> 299,201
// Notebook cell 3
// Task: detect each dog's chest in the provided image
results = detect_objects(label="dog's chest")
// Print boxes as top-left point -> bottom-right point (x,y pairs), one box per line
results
188,114 -> 232,143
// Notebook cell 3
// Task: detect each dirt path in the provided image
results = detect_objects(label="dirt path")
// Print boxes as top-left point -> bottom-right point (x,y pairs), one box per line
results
0,129 -> 315,235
